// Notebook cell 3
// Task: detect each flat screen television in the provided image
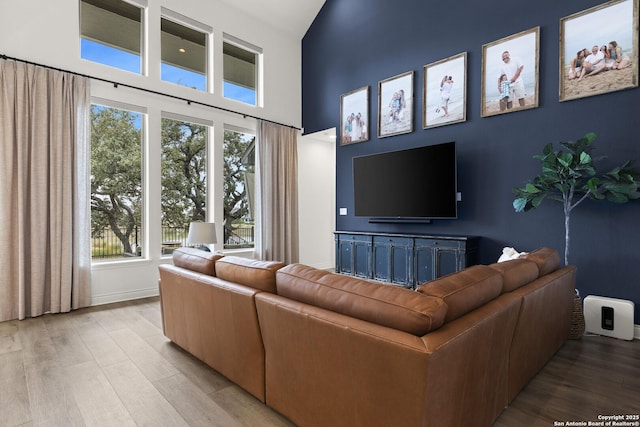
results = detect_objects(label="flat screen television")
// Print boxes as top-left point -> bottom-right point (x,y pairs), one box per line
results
353,141 -> 457,220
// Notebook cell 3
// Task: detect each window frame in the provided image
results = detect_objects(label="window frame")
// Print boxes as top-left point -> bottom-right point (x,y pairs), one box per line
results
89,97 -> 148,264
160,111 -> 213,257
222,124 -> 256,251
79,0 -> 148,75
222,34 -> 263,107
160,8 -> 213,93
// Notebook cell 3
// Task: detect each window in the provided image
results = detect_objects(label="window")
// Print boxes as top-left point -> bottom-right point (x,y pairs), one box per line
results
223,127 -> 255,249
161,13 -> 208,91
90,103 -> 144,260
223,36 -> 260,105
161,116 -> 209,254
80,0 -> 143,74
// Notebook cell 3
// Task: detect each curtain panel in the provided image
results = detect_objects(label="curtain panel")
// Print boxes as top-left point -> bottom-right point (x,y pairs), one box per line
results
255,120 -> 299,264
0,59 -> 91,321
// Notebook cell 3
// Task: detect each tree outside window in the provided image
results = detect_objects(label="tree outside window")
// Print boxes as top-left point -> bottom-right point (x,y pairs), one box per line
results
224,129 -> 255,249
161,118 -> 207,254
90,105 -> 143,260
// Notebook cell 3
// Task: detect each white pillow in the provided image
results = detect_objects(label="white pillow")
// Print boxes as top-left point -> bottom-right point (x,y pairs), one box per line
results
497,247 -> 528,263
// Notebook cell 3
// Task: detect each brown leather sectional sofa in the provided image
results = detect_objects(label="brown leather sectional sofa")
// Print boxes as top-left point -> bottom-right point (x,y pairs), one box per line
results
158,247 -> 575,427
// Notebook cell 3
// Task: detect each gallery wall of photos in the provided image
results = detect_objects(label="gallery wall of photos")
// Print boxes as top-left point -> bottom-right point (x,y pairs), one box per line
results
339,0 -> 638,146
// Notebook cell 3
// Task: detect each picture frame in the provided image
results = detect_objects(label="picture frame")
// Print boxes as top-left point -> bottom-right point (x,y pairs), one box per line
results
340,86 -> 370,145
378,71 -> 413,138
481,27 -> 540,117
559,0 -> 638,102
423,52 -> 467,129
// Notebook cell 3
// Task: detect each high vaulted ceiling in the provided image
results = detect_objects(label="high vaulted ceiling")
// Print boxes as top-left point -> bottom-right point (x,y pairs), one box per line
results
216,0 -> 326,39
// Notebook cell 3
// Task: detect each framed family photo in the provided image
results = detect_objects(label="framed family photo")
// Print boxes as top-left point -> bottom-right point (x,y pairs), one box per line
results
340,86 -> 370,145
559,0 -> 639,102
423,52 -> 467,129
378,71 -> 413,138
481,27 -> 540,117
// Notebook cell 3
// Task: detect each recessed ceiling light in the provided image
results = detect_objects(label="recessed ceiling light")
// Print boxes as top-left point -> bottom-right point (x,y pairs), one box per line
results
178,48 -> 186,53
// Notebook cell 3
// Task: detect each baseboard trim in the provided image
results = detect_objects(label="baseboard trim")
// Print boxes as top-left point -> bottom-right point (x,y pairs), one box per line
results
91,287 -> 159,307
635,324 -> 640,340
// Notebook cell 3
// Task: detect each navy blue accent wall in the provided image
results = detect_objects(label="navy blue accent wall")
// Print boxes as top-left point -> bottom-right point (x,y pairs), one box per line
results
303,0 -> 640,322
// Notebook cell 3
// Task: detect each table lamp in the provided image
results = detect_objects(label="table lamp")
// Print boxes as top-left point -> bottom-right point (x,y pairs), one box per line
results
186,222 -> 217,252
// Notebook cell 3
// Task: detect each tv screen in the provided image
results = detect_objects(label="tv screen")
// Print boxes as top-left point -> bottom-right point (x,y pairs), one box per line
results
353,141 -> 457,219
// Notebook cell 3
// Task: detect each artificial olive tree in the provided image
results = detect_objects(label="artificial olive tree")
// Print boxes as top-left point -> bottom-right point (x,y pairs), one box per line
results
513,132 -> 640,266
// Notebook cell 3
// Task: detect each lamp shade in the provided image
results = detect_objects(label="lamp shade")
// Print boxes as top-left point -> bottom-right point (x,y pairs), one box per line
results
186,222 -> 217,245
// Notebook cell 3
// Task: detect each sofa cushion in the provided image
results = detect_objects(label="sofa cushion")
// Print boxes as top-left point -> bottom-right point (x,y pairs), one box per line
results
490,258 -> 540,293
275,263 -> 447,336
521,247 -> 561,276
172,247 -> 223,276
416,265 -> 503,322
215,256 -> 286,293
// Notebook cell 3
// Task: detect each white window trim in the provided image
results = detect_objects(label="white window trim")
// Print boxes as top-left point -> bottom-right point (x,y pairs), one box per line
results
90,97 -> 148,264
222,33 -> 263,107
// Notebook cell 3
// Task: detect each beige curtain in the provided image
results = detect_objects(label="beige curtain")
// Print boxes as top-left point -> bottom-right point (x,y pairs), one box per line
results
255,120 -> 299,264
0,60 -> 91,322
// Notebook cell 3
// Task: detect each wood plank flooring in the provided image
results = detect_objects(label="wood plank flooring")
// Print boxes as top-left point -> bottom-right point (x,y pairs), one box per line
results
0,297 -> 638,426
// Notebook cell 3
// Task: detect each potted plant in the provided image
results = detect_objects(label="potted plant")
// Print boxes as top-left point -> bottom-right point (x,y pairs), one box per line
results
512,132 -> 640,339
513,132 -> 640,266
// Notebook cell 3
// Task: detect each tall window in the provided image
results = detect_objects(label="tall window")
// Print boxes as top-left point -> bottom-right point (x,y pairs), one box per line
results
223,37 -> 260,105
223,128 -> 255,249
161,116 -> 209,254
90,103 -> 144,260
161,15 -> 208,91
80,0 -> 143,74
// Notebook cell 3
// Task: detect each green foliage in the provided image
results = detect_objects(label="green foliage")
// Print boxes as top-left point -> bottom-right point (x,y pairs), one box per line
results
161,118 -> 207,227
513,132 -> 640,213
223,129 -> 255,228
513,132 -> 640,265
90,106 -> 142,254
91,107 -> 255,254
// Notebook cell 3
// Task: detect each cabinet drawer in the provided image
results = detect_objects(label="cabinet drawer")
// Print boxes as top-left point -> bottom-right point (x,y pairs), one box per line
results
414,238 -> 463,249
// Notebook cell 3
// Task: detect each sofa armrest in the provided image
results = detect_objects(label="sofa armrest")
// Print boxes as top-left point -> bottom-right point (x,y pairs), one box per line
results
158,264 -> 267,402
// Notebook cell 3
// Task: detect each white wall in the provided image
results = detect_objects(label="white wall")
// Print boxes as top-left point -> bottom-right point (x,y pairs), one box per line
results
298,130 -> 336,270
0,0 -> 303,305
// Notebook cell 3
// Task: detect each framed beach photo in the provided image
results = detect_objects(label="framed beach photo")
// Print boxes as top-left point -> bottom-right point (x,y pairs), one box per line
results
378,71 -> 414,138
340,86 -> 370,145
481,27 -> 540,117
423,52 -> 467,129
559,0 -> 639,102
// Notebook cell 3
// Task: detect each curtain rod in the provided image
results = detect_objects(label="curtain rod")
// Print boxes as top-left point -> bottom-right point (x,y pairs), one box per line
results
0,53 -> 301,131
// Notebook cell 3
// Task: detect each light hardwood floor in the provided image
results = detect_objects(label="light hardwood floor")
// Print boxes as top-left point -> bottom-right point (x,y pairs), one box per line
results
0,297 -> 638,427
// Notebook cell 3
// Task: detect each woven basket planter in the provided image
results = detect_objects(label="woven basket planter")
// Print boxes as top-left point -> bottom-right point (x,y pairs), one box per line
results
569,291 -> 585,340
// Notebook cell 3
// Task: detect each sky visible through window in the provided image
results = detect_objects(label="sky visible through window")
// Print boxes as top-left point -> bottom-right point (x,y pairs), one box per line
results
81,39 -> 141,74
81,38 -> 256,104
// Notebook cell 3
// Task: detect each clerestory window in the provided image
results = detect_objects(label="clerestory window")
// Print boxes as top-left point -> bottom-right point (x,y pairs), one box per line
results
161,11 -> 210,91
80,0 -> 144,74
223,36 -> 261,106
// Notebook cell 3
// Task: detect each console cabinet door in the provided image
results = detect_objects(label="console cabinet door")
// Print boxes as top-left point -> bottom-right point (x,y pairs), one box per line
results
414,242 -> 434,286
373,236 -> 412,287
336,237 -> 354,275
353,238 -> 372,278
434,246 -> 460,278
414,239 -> 466,285
335,234 -> 372,278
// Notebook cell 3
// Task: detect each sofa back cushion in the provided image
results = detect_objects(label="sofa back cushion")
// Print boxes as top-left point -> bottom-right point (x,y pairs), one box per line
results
489,258 -> 540,293
275,264 -> 447,336
416,265 -> 503,323
215,256 -> 285,293
172,247 -> 223,276
521,247 -> 560,276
